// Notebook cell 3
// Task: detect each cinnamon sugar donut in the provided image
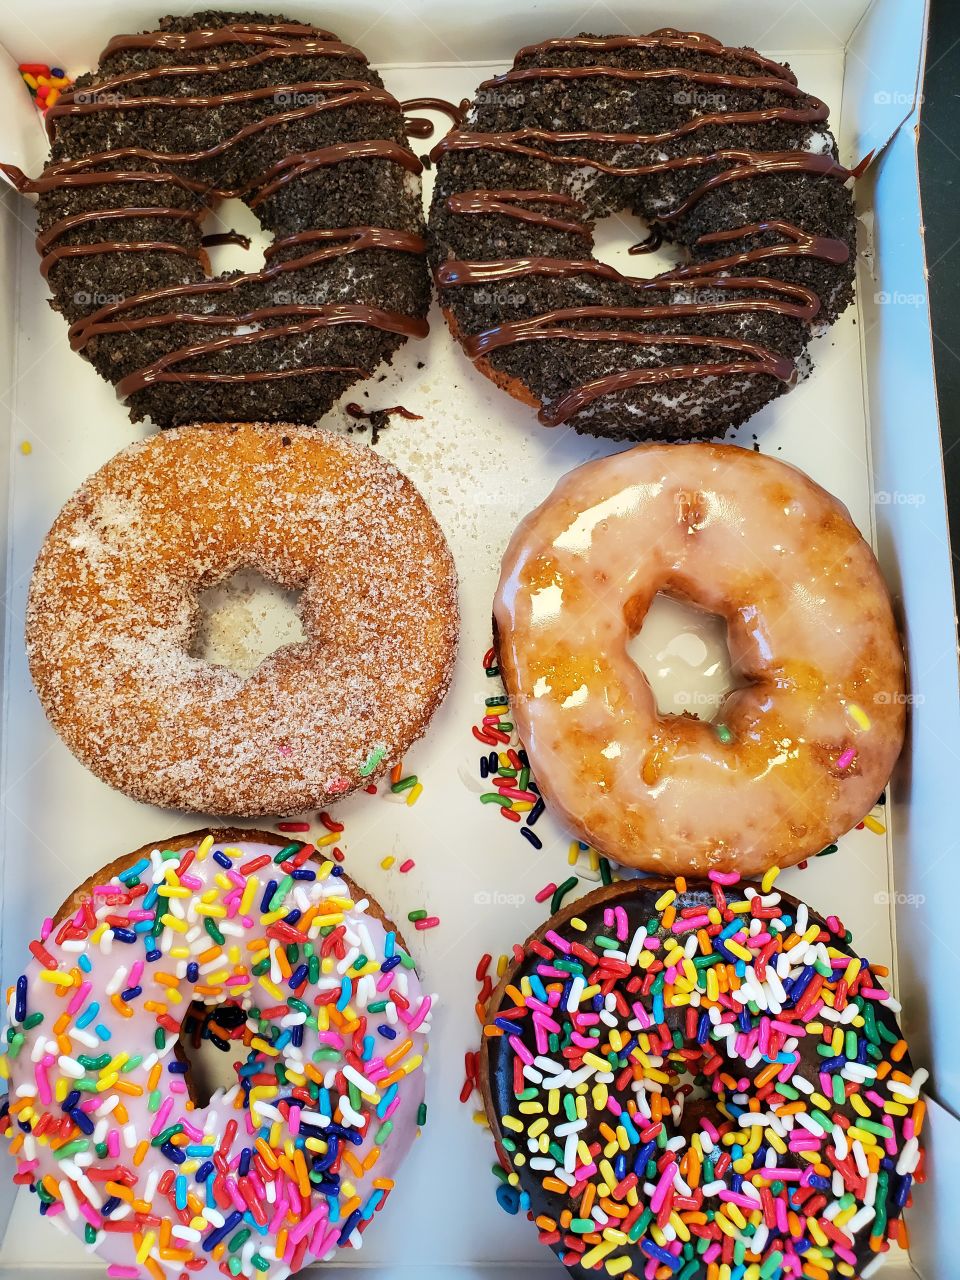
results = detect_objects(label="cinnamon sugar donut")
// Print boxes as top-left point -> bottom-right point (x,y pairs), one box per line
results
428,29 -> 857,441
26,423 -> 458,814
493,442 -> 905,875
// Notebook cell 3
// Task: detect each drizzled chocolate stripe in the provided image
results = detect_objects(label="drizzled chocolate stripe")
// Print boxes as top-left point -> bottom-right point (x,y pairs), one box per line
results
115,305 -> 424,401
447,190 -> 591,238
511,31 -> 799,84
69,227 -> 427,351
40,239 -> 206,279
1,141 -> 421,204
542,350 -> 795,428
401,97 -> 467,139
99,22 -> 353,60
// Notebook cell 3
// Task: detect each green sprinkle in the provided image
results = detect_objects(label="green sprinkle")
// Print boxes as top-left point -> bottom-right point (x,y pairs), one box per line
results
22,1012 -> 43,1031
551,877 -> 578,913
229,1227 -> 252,1252
417,1102 -> 427,1126
269,875 -> 294,912
360,745 -> 386,776
204,919 -> 226,945
273,842 -> 302,864
251,1255 -> 271,1272
85,1224 -> 98,1244
375,1120 -> 394,1143
152,1123 -> 183,1148
54,1140 -> 90,1160
715,723 -> 733,745
599,857 -> 613,886
480,793 -> 512,807
390,775 -> 418,793
154,1028 -> 166,1050
407,909 -> 427,922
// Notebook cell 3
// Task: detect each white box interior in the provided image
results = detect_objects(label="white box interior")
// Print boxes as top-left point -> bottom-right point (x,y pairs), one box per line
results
0,0 -> 953,1275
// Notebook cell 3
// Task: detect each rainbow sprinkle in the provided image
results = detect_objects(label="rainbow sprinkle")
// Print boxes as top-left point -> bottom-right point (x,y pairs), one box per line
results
18,62 -> 72,112
0,834 -> 435,1278
472,645 -> 544,848
480,872 -> 925,1279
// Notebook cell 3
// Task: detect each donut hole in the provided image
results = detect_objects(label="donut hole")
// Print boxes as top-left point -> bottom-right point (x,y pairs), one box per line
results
177,1000 -> 249,1108
626,592 -> 739,722
586,212 -> 681,278
200,197 -> 269,277
189,568 -> 307,679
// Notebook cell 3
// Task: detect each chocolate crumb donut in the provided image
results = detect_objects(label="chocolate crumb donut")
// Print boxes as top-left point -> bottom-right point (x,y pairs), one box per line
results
25,423 -> 459,815
428,29 -> 857,441
2,12 -> 430,428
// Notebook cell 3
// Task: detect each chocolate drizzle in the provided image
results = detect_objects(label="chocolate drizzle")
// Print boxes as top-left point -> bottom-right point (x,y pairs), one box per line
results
431,30 -> 856,428
401,97 -> 467,139
3,17 -> 429,417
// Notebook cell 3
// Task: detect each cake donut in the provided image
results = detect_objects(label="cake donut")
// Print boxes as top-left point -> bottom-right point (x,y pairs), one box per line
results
0,12 -> 430,428
493,443 -> 905,876
428,28 -> 857,440
0,828 -> 435,1278
26,423 -> 459,815
480,874 -> 925,1279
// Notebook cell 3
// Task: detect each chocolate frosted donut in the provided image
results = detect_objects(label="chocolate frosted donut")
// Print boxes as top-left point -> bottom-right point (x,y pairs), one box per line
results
480,875 -> 925,1279
2,12 -> 430,428
25,423 -> 459,815
428,29 -> 857,440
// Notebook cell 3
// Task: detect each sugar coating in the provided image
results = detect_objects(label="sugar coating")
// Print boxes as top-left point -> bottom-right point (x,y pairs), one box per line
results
26,423 -> 459,815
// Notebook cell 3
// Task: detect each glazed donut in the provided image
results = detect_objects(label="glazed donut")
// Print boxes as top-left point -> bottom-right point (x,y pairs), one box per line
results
26,423 -> 459,815
0,828 -> 435,1278
480,874 -> 925,1279
1,13 -> 429,428
428,28 -> 856,441
493,443 -> 905,875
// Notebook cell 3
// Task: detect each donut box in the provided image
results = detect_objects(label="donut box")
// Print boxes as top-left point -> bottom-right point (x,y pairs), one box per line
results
0,1 -> 951,1277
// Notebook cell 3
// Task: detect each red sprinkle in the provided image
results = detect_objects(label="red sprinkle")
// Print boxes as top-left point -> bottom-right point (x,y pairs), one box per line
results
398,859 -> 415,873
414,916 -> 440,931
535,882 -> 558,903
276,821 -> 311,833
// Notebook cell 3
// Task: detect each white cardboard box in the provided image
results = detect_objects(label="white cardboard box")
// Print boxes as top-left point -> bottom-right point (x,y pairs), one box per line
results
0,1 -> 954,1276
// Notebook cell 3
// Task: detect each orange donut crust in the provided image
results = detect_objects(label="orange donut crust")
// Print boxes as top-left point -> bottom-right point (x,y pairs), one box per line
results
26,424 -> 459,815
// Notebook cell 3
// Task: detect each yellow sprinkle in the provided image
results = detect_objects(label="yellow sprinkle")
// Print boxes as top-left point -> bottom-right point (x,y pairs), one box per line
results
19,441 -> 32,455
568,841 -> 580,865
197,836 -> 214,860
606,1256 -> 631,1275
380,857 -> 395,870
501,1115 -> 524,1133
569,917 -> 587,932
160,914 -> 187,934
316,831 -> 340,847
863,815 -> 886,835
847,702 -> 871,731
406,782 -> 423,806
654,889 -> 676,911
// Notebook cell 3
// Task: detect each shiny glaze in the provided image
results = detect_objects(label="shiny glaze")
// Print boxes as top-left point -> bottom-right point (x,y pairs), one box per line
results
493,443 -> 906,875
401,96 -> 466,139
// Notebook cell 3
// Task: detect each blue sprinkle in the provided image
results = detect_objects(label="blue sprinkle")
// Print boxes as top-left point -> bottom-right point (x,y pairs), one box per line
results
384,932 -> 396,959
186,962 -> 200,983
195,1160 -> 214,1184
95,1024 -> 111,1041
167,1061 -> 188,1075
496,1184 -> 520,1214
494,1017 -> 523,1035
119,859 -> 150,885
520,826 -> 543,848
288,964 -> 309,990
380,954 -> 401,973
238,1148 -> 252,1177
175,1174 -> 188,1210
291,869 -> 316,881
76,1002 -> 100,1030
377,1024 -> 396,1040
337,1207 -> 363,1245
68,1108 -> 94,1135
78,954 -> 92,973
526,798 -> 545,827
111,928 -> 137,944
101,1196 -> 121,1217
145,949 -> 162,964
161,1141 -> 186,1165
203,1210 -> 243,1251
361,1188 -> 384,1220
260,881 -> 278,913
121,986 -> 142,1002
15,976 -> 28,1023
61,1090 -> 81,1113
213,851 -> 233,869
641,1240 -> 682,1271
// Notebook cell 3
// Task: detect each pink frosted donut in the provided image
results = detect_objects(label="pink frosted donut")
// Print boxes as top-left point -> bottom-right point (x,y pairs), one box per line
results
494,442 -> 906,875
0,829 -> 435,1278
